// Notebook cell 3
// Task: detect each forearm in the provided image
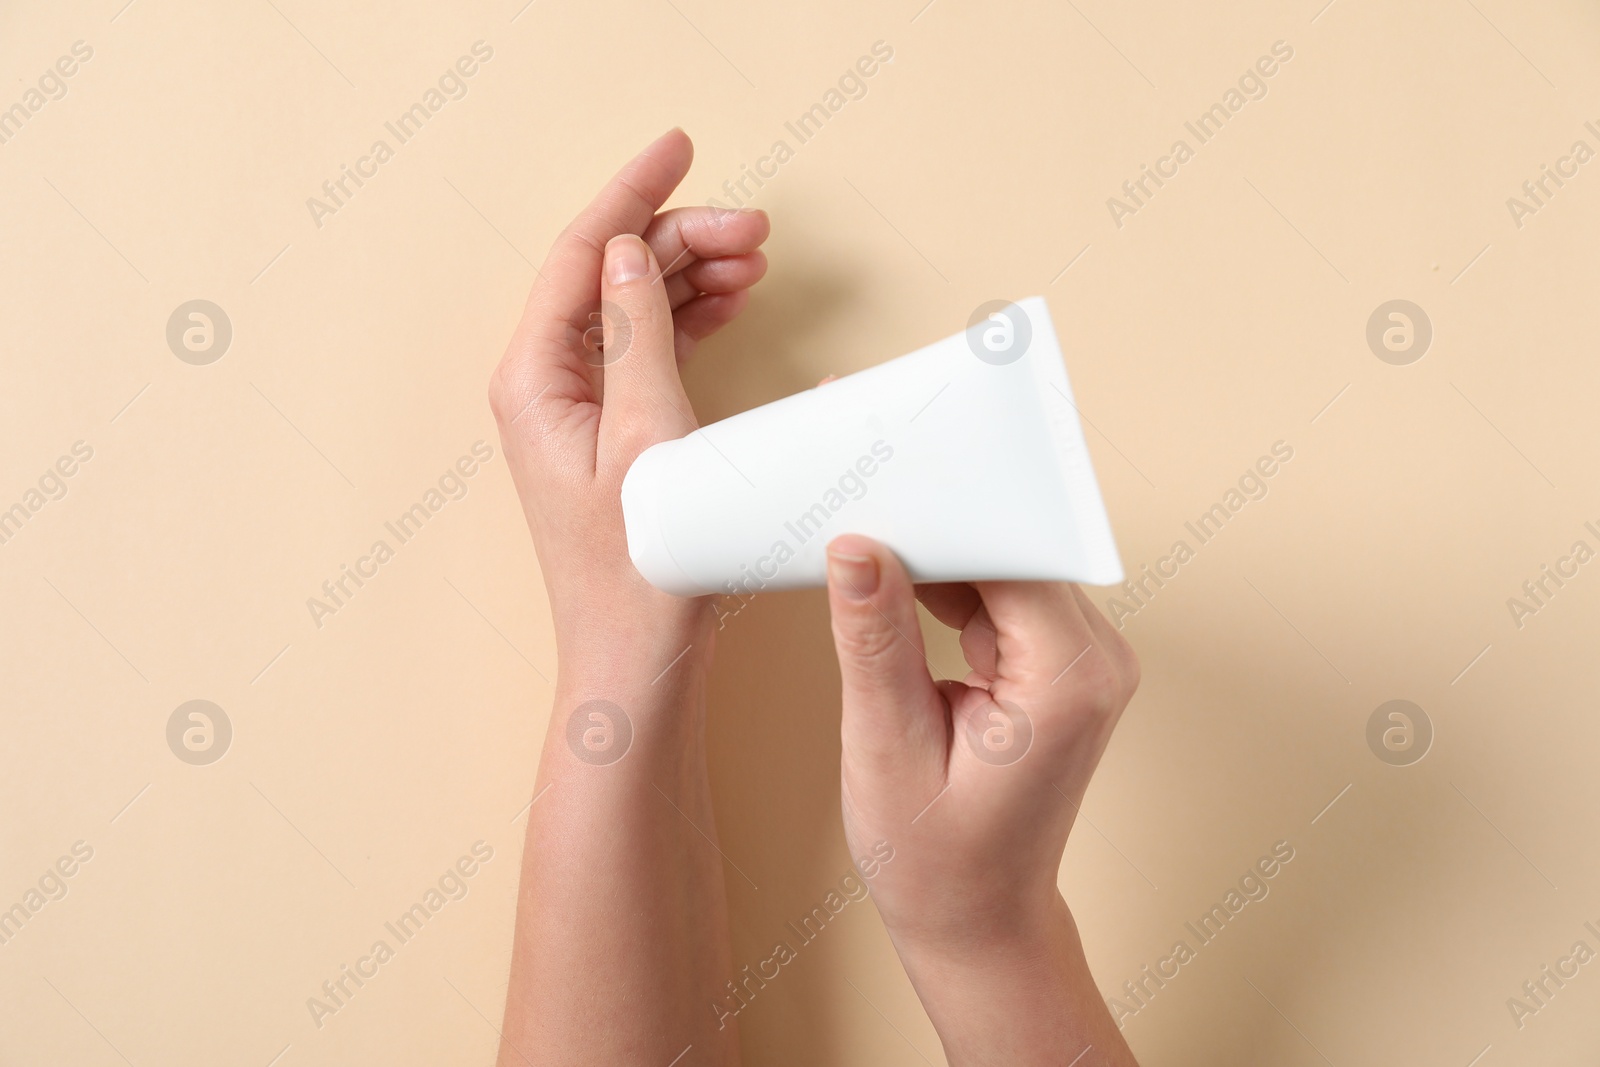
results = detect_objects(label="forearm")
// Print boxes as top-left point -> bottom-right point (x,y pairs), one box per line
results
498,651 -> 740,1066
892,893 -> 1137,1067
484,127 -> 769,1067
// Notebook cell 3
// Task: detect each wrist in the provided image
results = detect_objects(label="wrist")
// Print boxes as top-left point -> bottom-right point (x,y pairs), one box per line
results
546,613 -> 714,779
871,860 -> 1064,961
890,887 -> 1071,977
889,894 -> 1134,1067
551,594 -> 715,688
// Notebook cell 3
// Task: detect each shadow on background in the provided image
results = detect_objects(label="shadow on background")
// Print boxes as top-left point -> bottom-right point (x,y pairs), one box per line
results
684,228 -> 883,1062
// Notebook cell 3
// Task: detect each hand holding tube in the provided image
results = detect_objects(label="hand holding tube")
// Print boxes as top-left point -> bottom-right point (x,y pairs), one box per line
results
825,533 -> 1142,1066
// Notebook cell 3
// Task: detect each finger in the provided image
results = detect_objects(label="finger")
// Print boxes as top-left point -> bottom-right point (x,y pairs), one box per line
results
1070,584 -> 1140,686
597,234 -> 694,457
958,603 -> 1000,680
643,206 -> 770,281
495,130 -> 692,432
915,582 -> 983,630
671,290 -> 749,364
1069,585 -> 1119,652
659,254 -> 764,308
679,251 -> 768,294
973,581 -> 1099,686
665,272 -> 699,310
915,582 -> 999,677
528,128 -> 693,343
663,253 -> 768,311
826,535 -> 948,775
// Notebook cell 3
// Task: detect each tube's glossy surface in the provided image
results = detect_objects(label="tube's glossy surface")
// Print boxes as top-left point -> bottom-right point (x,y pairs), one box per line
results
621,296 -> 1123,597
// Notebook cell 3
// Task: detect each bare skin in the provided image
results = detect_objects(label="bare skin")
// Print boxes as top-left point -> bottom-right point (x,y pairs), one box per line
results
490,128 -> 1141,1066
489,128 -> 767,1067
826,537 -> 1141,1065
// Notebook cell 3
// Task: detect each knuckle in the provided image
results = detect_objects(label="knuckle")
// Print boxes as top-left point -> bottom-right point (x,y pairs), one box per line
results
833,616 -> 901,666
559,219 -> 606,257
486,361 -> 523,424
1099,624 -> 1142,697
1121,640 -> 1143,695
1066,646 -> 1126,718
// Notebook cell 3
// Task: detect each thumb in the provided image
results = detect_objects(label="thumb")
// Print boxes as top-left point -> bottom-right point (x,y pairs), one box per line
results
597,233 -> 695,456
826,535 -> 947,770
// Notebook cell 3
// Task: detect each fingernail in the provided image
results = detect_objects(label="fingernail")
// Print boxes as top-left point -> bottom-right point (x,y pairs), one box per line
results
828,551 -> 879,600
605,235 -> 650,285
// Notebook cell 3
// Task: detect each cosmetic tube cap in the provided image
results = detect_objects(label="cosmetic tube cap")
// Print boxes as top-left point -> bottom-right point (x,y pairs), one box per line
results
620,444 -> 705,596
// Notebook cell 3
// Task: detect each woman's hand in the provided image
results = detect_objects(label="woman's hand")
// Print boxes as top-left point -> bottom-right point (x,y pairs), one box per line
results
825,533 -> 1142,1065
490,129 -> 766,1067
488,127 -> 769,682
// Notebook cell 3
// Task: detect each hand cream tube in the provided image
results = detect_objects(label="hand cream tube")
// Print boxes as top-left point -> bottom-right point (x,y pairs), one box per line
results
621,296 -> 1124,597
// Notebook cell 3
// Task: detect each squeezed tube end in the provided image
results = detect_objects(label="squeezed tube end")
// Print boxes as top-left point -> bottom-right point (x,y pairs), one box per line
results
620,444 -> 708,597
1078,558 -> 1127,586
1018,296 -> 1126,589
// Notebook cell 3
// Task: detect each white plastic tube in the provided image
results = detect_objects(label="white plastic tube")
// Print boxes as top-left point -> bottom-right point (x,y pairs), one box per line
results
621,296 -> 1123,596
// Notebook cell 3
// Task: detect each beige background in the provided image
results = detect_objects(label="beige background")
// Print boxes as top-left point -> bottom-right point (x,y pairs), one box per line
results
3,0 -> 1598,1063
